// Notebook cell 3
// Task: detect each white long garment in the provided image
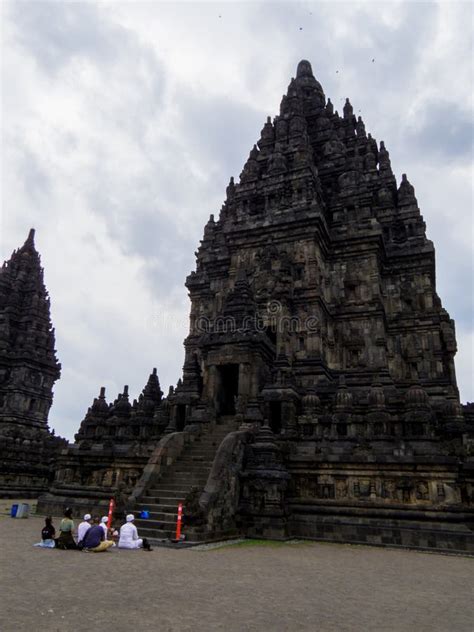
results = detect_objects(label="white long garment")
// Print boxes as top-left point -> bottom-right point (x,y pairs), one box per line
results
77,521 -> 91,543
100,523 -> 108,540
118,522 -> 143,549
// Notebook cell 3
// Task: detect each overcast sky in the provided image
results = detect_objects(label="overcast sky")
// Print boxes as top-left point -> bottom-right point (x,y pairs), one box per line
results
1,1 -> 473,440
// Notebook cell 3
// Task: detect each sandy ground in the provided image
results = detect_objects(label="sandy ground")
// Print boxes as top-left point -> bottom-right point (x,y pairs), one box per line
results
0,505 -> 473,632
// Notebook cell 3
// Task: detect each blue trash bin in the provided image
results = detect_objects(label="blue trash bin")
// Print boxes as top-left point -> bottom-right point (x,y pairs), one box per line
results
10,504 -> 18,518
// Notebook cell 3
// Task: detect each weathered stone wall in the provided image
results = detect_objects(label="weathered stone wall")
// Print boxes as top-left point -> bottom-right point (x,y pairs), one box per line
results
0,230 -> 65,496
162,59 -> 474,551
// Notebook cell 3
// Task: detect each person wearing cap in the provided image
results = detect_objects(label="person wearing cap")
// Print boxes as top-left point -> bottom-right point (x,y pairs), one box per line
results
77,514 -> 92,547
118,514 -> 152,551
82,516 -> 114,553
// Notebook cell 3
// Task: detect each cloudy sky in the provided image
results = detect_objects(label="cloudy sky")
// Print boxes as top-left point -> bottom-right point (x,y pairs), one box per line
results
1,1 -> 472,440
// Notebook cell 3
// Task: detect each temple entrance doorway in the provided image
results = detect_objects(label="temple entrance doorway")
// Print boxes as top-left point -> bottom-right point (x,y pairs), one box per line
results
217,364 -> 239,416
176,405 -> 186,431
269,401 -> 282,434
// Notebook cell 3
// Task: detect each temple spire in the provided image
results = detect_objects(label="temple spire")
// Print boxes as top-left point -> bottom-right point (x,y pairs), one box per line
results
140,368 -> 163,406
24,228 -> 35,248
0,230 -> 59,368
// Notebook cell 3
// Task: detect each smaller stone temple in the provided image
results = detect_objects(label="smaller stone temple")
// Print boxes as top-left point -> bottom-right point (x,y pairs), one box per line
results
38,369 -> 171,516
0,230 -> 66,497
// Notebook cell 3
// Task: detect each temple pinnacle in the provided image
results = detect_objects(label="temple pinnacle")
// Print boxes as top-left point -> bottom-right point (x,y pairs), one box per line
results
296,59 -> 314,78
24,228 -> 36,247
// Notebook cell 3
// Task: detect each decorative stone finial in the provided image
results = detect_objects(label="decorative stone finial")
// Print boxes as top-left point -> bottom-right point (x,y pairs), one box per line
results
379,141 -> 392,172
226,176 -> 235,199
368,382 -> 385,409
343,98 -> 353,119
335,375 -> 353,410
92,386 -> 109,413
25,228 -> 36,247
296,60 -> 314,78
356,116 -> 366,137
397,173 -> 417,205
303,390 -> 321,413
405,383 -> 429,409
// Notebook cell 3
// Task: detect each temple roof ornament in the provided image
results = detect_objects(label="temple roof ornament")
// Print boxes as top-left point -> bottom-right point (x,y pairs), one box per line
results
343,98 -> 353,119
397,173 -> 417,206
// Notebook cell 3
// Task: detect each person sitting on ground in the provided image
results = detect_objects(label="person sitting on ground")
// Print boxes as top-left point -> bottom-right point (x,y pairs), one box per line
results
33,517 -> 56,548
100,516 -> 116,547
77,513 -> 92,547
56,508 -> 77,550
81,516 -> 114,553
112,528 -> 120,545
118,514 -> 152,551
100,516 -> 109,540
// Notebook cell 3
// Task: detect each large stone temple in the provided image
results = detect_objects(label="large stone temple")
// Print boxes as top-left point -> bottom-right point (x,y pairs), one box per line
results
0,230 -> 66,497
20,60 -> 474,551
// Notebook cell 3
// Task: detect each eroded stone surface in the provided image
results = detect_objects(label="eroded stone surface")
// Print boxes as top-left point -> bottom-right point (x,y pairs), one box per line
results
0,230 -> 66,496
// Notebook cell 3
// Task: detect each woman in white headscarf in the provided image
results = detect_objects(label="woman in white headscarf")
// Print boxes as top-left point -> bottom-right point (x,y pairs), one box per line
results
118,514 -> 152,550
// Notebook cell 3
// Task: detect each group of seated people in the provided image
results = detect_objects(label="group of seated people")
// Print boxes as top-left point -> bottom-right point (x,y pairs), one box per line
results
34,508 -> 152,552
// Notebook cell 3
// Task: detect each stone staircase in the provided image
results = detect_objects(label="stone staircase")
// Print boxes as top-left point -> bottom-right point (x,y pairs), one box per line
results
133,419 -> 237,542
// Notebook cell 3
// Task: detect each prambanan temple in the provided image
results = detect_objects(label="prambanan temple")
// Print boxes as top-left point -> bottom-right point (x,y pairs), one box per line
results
4,61 -> 474,552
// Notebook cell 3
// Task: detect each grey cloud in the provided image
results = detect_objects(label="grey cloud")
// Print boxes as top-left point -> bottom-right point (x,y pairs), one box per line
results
436,253 -> 474,331
77,88 -> 268,298
178,90 -> 265,180
9,2 -> 129,72
123,213 -> 196,299
9,1 -> 165,138
10,140 -> 51,203
410,102 -> 473,161
249,1 -> 437,96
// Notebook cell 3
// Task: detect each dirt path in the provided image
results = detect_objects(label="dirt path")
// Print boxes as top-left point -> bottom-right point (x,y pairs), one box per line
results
0,513 -> 473,632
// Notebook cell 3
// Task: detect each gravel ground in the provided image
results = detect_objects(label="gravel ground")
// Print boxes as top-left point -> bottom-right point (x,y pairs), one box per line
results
1,511 -> 473,632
